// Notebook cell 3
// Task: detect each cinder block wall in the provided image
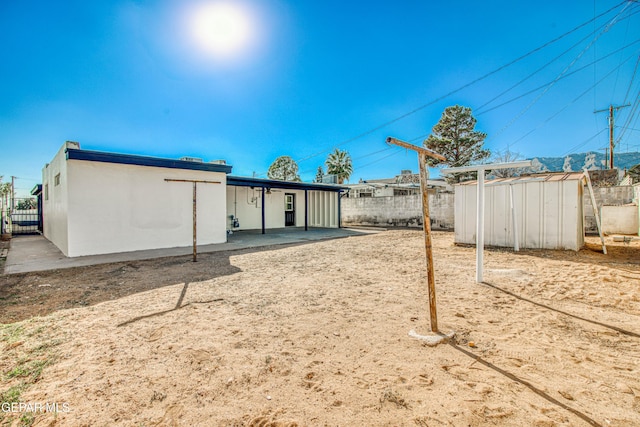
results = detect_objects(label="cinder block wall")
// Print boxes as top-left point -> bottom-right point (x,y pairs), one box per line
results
583,186 -> 635,233
342,186 -> 634,234
341,193 -> 455,229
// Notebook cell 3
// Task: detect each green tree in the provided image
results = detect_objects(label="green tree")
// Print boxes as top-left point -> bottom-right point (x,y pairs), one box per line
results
325,149 -> 353,184
314,166 -> 324,183
16,198 -> 37,210
267,156 -> 301,181
0,176 -> 10,200
424,105 -> 489,181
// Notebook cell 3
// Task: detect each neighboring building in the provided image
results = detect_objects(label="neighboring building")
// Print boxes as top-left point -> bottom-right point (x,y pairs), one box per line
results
42,142 -> 346,257
346,170 -> 452,198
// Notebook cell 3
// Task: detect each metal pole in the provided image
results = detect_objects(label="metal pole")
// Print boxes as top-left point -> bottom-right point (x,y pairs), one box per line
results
337,191 -> 341,229
261,187 -> 265,235
509,184 -> 519,252
441,160 -> 531,284
476,169 -> 485,283
192,182 -> 197,262
304,190 -> 308,231
418,153 -> 438,332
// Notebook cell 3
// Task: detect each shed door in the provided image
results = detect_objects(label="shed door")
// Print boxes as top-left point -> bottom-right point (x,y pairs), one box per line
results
285,193 -> 295,226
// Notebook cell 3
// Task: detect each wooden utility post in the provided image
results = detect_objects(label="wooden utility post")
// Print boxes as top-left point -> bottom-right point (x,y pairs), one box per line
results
165,179 -> 221,262
386,137 -> 445,332
594,104 -> 629,169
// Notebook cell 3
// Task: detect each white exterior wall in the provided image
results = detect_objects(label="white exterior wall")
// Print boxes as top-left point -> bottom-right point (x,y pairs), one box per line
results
226,187 -> 328,230
65,160 -> 227,257
601,205 -> 638,235
455,180 -> 584,250
42,142 -> 78,256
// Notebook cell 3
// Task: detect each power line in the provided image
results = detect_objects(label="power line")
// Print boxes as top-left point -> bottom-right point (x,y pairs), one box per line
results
255,1 -> 629,177
352,149 -> 404,172
482,3 -> 635,142
561,128 -> 609,156
476,38 -> 640,116
507,52 -> 638,150
298,146 -> 395,176
622,55 -> 640,104
475,11 -> 634,113
615,89 -> 640,144
394,45 -> 639,165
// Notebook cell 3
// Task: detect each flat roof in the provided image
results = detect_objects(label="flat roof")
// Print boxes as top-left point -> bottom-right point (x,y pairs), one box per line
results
66,148 -> 233,174
227,176 -> 348,192
457,172 -> 585,186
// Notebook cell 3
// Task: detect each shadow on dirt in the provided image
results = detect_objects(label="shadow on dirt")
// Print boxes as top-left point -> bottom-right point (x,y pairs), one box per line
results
0,243 -> 314,324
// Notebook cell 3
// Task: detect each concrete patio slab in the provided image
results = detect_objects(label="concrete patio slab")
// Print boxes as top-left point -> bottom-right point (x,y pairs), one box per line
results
3,227 -> 381,275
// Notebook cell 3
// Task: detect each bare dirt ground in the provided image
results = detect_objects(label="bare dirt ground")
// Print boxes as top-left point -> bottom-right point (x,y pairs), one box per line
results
1,230 -> 639,426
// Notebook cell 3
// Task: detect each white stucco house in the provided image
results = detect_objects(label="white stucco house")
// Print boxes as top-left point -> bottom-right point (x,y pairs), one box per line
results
42,142 -> 346,257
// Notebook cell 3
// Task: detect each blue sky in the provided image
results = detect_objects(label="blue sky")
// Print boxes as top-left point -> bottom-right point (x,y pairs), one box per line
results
1,0 -> 639,196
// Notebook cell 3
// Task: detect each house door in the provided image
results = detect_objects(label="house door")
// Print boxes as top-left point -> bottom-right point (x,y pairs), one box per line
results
285,193 -> 295,226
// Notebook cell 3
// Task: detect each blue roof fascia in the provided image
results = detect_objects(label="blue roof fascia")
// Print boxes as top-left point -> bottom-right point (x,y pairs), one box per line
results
227,176 -> 347,192
65,148 -> 233,174
31,184 -> 43,196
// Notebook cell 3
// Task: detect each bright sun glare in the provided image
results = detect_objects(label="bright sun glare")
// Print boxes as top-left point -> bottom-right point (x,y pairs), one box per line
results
189,2 -> 254,58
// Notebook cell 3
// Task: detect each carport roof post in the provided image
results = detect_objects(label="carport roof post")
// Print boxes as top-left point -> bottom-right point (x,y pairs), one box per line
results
442,161 -> 533,284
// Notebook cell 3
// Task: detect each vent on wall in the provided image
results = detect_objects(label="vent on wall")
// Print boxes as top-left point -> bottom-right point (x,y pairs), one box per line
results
180,157 -> 203,163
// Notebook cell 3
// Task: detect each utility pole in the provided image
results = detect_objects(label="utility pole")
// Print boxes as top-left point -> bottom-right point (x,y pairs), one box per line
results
10,176 -> 15,211
594,104 -> 630,169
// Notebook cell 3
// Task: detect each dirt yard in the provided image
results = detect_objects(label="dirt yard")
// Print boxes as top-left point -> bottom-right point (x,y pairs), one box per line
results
1,230 -> 639,426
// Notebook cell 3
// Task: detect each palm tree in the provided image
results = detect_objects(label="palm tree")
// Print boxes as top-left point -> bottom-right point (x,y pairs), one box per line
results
325,149 -> 353,184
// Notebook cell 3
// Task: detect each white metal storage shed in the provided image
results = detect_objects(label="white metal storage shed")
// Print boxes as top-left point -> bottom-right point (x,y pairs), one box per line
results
454,173 -> 585,251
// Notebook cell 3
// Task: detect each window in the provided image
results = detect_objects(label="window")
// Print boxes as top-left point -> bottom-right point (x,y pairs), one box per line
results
285,194 -> 294,211
44,184 -> 49,201
54,173 -> 60,186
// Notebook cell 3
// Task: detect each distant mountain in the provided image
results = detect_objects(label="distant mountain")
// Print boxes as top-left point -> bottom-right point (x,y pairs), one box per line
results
528,151 -> 640,173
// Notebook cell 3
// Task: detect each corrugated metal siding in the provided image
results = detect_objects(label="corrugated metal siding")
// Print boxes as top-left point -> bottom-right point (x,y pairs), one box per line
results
309,191 -> 339,228
455,179 -> 583,250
